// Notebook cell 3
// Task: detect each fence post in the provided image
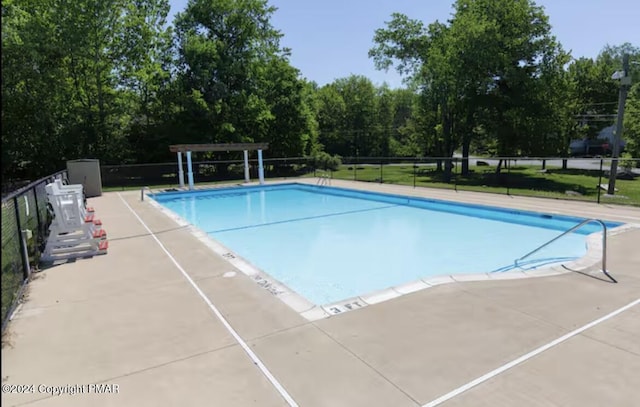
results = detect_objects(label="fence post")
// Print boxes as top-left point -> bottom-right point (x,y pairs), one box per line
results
353,157 -> 357,181
454,157 -> 458,192
13,196 -> 30,280
380,159 -> 383,184
597,158 -> 603,204
32,186 -> 43,239
506,159 -> 510,196
413,159 -> 417,188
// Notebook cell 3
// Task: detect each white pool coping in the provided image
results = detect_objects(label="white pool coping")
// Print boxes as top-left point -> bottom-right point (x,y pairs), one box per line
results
144,187 -> 640,321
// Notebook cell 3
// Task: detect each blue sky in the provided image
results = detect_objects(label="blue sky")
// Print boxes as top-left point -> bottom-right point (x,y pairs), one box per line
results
168,0 -> 640,88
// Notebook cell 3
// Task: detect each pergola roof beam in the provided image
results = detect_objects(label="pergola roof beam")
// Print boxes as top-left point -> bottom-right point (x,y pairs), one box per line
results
169,143 -> 269,153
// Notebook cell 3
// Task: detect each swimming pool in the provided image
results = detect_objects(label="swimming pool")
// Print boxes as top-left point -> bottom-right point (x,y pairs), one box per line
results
153,184 -> 622,306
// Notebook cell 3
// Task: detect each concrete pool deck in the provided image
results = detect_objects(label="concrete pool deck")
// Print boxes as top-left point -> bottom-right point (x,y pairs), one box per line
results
2,180 -> 639,406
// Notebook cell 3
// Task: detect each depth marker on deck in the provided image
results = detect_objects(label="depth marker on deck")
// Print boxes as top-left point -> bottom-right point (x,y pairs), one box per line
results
119,193 -> 299,407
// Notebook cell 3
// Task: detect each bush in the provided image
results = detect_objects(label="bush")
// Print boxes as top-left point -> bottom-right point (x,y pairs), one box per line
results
314,152 -> 342,171
620,153 -> 638,170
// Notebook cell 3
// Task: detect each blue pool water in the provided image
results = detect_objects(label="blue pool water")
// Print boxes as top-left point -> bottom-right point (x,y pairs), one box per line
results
154,184 -> 622,305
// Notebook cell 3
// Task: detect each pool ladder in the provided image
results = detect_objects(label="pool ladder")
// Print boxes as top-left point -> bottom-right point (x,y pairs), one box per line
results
514,218 -> 616,283
316,172 -> 331,187
140,186 -> 155,201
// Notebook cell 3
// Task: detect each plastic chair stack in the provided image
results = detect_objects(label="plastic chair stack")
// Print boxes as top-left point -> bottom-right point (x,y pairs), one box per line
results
41,180 -> 108,262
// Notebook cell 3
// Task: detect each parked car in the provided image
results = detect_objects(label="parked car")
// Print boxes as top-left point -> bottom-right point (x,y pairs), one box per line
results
569,126 -> 626,157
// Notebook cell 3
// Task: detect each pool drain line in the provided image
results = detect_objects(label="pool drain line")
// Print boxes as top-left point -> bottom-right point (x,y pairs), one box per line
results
119,193 -> 299,407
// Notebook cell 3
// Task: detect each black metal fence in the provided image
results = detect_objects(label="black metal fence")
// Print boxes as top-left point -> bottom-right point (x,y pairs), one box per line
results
2,169 -> 68,330
101,156 -> 640,206
337,156 -> 640,204
100,157 -> 316,187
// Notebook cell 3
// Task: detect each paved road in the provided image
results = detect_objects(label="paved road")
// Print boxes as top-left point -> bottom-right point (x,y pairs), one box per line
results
451,155 -> 640,175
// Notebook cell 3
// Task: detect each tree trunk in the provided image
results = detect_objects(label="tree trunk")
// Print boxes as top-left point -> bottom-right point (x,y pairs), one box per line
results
461,108 -> 474,176
461,135 -> 470,176
442,105 -> 452,183
562,159 -> 568,170
542,159 -> 546,170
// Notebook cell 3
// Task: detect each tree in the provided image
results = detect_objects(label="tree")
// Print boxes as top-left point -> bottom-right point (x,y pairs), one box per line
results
315,84 -> 348,156
257,58 -> 317,157
2,0 -> 176,180
623,82 -> 640,158
54,0 -> 136,162
120,0 -> 174,163
2,0 -> 70,178
567,44 -> 640,147
171,0 -> 316,166
450,0 -> 569,171
371,0 -> 569,178
373,85 -> 394,157
567,57 -> 619,140
391,89 -> 432,157
371,17 -> 456,175
173,0 -> 282,144
333,76 -> 377,157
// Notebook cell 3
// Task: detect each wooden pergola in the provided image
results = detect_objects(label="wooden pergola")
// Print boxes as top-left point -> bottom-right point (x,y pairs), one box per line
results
169,143 -> 270,190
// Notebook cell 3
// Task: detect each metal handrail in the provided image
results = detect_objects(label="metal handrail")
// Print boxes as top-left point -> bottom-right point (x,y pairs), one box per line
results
140,186 -> 155,201
316,172 -> 330,186
514,218 -> 616,283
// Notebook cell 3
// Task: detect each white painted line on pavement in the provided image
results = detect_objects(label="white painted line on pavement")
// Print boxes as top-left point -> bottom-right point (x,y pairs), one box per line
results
118,193 -> 299,407
423,298 -> 640,407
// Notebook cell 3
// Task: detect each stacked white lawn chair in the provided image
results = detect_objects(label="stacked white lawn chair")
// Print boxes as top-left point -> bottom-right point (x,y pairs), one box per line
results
41,180 -> 108,262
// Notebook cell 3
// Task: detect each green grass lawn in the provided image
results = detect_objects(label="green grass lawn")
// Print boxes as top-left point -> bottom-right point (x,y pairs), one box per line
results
100,163 -> 640,206
330,164 -> 640,206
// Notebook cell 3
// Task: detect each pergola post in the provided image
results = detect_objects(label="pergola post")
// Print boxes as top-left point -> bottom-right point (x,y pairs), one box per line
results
177,152 -> 185,188
257,149 -> 265,185
243,150 -> 250,183
169,144 -> 269,187
186,150 -> 194,190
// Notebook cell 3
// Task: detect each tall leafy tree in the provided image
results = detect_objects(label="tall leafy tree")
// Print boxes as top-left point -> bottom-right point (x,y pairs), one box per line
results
567,58 -> 618,139
373,85 -> 395,157
448,0 -> 570,173
2,0 -> 69,177
390,90 -> 432,157
371,0 -> 569,178
567,44 -> 640,143
174,0 -> 282,144
171,0 -> 316,162
371,16 -> 460,178
2,0 -> 176,179
333,75 -> 377,157
54,0 -> 133,161
315,84 -> 348,156
119,0 -> 174,163
624,82 -> 640,158
257,58 -> 317,157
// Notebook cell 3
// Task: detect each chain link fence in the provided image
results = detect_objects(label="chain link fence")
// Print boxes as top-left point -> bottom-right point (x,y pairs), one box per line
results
337,156 -> 640,205
2,170 -> 68,331
101,156 -> 640,206
101,157 -> 316,188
